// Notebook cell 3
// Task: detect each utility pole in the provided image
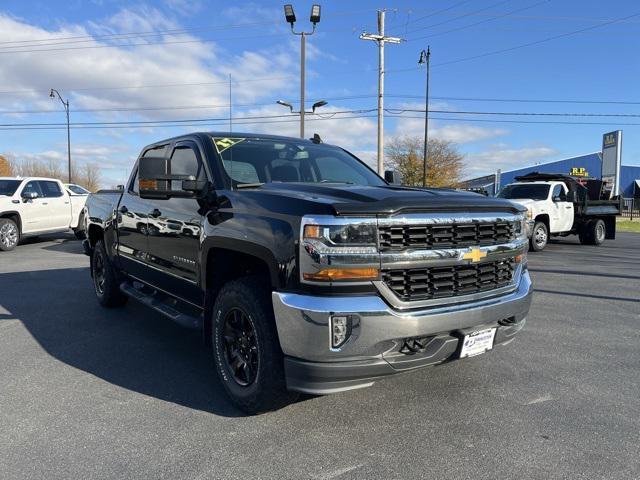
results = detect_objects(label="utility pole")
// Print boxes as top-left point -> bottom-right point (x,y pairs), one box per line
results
284,4 -> 321,139
360,10 -> 402,176
228,74 -> 232,132
419,47 -> 431,187
49,89 -> 71,183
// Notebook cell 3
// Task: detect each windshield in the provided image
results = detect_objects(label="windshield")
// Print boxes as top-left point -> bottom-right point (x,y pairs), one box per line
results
498,184 -> 550,201
0,180 -> 21,196
66,184 -> 90,195
212,137 -> 385,187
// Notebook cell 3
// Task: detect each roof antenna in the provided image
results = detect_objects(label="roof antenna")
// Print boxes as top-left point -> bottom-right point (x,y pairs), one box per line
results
310,133 -> 322,144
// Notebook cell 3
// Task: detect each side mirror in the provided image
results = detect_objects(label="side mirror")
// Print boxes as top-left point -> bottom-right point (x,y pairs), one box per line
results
566,191 -> 577,203
384,169 -> 404,185
22,191 -> 38,201
138,156 -> 208,200
552,196 -> 561,202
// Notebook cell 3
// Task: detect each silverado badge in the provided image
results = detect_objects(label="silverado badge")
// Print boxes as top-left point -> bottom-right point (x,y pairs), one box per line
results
462,247 -> 487,263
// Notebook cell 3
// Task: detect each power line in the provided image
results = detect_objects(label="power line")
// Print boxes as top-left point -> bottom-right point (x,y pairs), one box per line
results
403,0 -> 511,35
432,10 -> 640,67
1,112 -> 639,132
406,0 -> 550,42
402,1 -> 475,27
387,108 -> 640,118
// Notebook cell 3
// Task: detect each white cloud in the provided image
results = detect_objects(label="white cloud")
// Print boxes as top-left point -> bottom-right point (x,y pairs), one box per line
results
0,9 -> 295,122
463,145 -> 559,177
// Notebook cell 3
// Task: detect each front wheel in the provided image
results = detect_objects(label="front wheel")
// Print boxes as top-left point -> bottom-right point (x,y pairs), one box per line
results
0,218 -> 20,252
212,276 -> 297,414
529,221 -> 548,252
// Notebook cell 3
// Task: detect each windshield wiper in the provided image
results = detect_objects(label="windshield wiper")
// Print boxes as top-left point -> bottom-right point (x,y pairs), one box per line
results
318,180 -> 354,184
235,182 -> 265,189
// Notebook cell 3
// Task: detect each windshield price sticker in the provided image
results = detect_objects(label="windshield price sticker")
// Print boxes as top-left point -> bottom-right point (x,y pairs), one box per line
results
460,328 -> 497,358
213,137 -> 245,154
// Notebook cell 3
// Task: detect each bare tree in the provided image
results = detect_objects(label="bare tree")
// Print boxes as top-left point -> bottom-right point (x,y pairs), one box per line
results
79,163 -> 101,192
386,135 -> 464,188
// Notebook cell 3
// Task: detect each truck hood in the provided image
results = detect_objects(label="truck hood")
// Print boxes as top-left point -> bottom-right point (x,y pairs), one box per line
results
504,198 -> 536,210
247,183 -> 525,216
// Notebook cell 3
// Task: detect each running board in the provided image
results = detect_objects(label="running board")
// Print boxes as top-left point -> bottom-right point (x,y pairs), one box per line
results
120,282 -> 202,329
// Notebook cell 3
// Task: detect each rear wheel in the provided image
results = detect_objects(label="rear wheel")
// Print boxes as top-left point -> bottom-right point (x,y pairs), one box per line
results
579,219 -> 605,246
212,276 -> 296,414
0,218 -> 19,252
529,221 -> 548,252
91,240 -> 128,308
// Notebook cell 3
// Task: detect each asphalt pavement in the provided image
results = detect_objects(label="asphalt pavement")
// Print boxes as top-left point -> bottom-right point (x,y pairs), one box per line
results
0,233 -> 638,480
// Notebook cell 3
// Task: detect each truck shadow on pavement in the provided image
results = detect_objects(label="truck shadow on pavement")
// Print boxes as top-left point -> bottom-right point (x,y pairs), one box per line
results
0,267 -> 248,417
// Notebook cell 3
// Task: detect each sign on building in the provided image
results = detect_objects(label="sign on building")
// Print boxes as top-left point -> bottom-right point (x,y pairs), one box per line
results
601,130 -> 622,198
570,167 -> 589,177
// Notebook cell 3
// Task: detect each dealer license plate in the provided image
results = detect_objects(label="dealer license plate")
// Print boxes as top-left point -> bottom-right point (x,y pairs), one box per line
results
459,328 -> 497,358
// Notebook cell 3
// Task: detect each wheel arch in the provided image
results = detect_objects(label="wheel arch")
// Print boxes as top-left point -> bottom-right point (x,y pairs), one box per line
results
534,213 -> 550,229
201,240 -> 281,345
0,211 -> 22,234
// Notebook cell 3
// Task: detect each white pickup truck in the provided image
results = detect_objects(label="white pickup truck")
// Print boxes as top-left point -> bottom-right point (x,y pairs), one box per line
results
0,177 -> 88,251
497,173 -> 621,251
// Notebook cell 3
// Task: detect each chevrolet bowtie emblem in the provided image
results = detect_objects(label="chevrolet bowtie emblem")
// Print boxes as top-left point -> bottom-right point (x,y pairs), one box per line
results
462,247 -> 487,263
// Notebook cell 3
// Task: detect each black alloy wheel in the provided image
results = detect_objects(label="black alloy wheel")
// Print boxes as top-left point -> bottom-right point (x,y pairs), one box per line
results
93,249 -> 106,295
222,308 -> 259,386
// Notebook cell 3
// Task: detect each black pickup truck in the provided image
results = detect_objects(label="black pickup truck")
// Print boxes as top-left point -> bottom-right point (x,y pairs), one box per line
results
83,132 -> 533,413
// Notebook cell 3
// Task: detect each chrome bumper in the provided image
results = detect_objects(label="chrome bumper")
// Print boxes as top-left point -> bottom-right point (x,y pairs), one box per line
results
272,270 -> 533,394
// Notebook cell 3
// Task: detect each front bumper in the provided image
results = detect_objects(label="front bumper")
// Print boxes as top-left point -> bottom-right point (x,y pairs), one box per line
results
272,270 -> 533,394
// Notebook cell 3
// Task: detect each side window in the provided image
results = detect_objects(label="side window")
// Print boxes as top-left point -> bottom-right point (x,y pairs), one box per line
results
552,184 -> 565,201
170,145 -> 205,180
38,181 -> 63,198
21,181 -> 43,197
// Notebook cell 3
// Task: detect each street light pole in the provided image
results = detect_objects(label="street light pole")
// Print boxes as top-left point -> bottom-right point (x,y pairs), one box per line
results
419,47 -> 430,188
284,4 -> 321,139
49,88 -> 71,183
300,32 -> 306,138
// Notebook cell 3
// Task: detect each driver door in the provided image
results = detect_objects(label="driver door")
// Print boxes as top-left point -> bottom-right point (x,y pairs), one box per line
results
18,181 -> 50,234
550,184 -> 574,232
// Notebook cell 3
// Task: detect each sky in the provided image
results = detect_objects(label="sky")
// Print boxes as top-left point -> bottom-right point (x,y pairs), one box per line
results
0,0 -> 639,187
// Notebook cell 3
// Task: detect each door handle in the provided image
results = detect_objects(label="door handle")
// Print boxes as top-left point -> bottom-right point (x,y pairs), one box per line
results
42,202 -> 48,205
118,206 -> 128,214
565,206 -> 572,209
150,208 -> 161,218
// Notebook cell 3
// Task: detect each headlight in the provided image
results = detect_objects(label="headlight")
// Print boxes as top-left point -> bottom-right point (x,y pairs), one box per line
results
300,217 -> 379,283
303,224 -> 377,253
514,217 -> 527,240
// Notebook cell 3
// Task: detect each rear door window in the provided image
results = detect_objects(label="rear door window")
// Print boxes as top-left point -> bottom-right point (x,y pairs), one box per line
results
37,181 -> 64,198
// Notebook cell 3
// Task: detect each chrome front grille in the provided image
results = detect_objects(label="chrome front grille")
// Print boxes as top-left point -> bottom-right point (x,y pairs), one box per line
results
378,221 -> 516,251
381,258 -> 516,302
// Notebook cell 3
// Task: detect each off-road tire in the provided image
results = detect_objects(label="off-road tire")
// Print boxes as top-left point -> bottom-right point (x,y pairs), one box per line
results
212,275 -> 297,414
0,218 -> 20,252
91,240 -> 128,308
529,221 -> 548,252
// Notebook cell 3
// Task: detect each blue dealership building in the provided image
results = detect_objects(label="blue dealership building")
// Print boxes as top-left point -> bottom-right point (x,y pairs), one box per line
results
462,152 -> 640,199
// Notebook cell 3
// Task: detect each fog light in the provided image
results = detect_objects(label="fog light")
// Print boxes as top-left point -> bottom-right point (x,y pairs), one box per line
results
330,315 -> 351,349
